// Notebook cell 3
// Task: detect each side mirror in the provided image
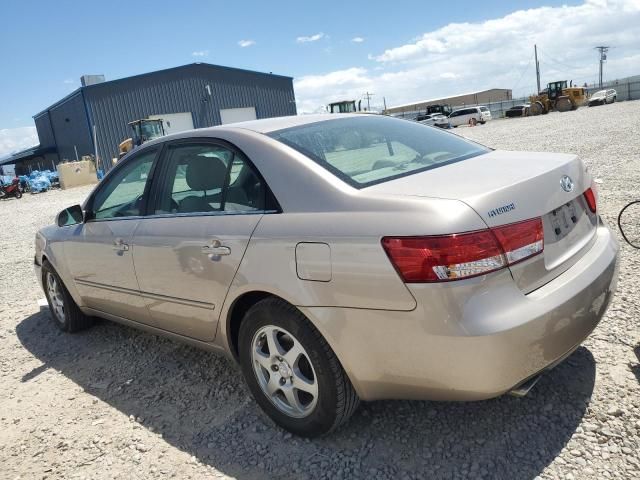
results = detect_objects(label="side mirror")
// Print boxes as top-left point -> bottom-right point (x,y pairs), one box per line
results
618,201 -> 640,249
56,204 -> 84,227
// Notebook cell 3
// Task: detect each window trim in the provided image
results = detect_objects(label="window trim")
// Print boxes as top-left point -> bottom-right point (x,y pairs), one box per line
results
145,136 -> 282,218
85,144 -> 163,223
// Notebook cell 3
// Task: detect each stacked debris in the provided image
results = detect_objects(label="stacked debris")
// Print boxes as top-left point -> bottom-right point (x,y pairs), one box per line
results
26,170 -> 60,193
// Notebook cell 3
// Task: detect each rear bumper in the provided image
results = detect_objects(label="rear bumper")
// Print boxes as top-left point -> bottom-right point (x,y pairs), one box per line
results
303,222 -> 618,401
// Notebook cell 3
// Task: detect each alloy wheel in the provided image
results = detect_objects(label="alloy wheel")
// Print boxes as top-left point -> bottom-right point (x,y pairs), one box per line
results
251,325 -> 318,418
46,272 -> 65,324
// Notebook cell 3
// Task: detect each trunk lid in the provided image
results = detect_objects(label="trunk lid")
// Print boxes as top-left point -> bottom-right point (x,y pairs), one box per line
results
366,150 -> 598,292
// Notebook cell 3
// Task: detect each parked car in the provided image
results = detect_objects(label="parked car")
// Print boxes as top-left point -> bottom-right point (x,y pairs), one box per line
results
416,113 -> 449,128
448,106 -> 492,127
505,104 -> 530,118
588,89 -> 617,106
36,114 -> 619,437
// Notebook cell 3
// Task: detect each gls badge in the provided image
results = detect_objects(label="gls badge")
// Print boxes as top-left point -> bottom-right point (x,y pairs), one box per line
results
488,202 -> 515,218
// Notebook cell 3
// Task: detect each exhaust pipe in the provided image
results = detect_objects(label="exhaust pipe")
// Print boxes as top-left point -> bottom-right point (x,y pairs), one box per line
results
509,373 -> 542,397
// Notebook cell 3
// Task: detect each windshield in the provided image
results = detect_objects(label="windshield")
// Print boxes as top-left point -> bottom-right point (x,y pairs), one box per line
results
592,90 -> 606,98
140,121 -> 164,141
330,102 -> 357,113
268,116 -> 489,188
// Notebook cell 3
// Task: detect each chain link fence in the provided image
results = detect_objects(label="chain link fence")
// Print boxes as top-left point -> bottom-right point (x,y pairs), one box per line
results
391,78 -> 640,120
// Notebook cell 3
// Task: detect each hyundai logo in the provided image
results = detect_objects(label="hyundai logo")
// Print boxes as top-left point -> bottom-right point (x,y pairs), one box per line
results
560,175 -> 574,192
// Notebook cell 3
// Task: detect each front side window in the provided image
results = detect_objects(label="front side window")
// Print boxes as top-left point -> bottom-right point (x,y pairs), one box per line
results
269,116 -> 489,188
154,143 -> 267,215
92,148 -> 156,219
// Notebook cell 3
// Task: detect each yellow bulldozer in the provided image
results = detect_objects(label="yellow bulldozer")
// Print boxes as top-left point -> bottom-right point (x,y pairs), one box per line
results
117,118 -> 165,160
529,80 -> 587,115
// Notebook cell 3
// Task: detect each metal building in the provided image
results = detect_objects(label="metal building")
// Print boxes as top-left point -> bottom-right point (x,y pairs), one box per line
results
385,88 -> 512,117
4,63 -> 296,173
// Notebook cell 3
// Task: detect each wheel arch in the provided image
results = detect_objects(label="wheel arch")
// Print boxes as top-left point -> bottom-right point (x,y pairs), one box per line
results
225,290 -> 289,361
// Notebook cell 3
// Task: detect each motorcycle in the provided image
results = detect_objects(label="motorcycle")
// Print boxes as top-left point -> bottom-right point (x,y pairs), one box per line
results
0,177 -> 23,199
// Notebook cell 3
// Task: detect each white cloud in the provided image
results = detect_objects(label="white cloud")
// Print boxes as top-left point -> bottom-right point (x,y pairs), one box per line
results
295,0 -> 640,113
191,50 -> 209,57
238,39 -> 256,48
296,32 -> 324,43
0,127 -> 38,159
351,37 -> 365,43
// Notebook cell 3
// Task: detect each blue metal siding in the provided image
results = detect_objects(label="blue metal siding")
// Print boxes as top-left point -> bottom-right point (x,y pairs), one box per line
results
34,112 -> 56,149
84,64 -> 296,170
47,92 -> 94,162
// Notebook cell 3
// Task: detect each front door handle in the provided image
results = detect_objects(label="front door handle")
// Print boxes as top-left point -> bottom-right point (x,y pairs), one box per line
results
201,245 -> 231,256
112,238 -> 129,252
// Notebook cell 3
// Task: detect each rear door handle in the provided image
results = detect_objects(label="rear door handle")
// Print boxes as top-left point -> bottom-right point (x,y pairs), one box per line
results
201,245 -> 231,256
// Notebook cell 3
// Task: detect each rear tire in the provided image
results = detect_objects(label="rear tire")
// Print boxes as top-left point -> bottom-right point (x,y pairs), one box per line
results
238,297 -> 359,437
42,261 -> 93,333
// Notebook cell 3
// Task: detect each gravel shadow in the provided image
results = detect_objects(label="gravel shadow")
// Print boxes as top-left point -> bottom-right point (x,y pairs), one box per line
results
17,308 -> 596,480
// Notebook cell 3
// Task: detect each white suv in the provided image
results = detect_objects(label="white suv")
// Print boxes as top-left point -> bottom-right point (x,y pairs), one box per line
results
448,106 -> 492,127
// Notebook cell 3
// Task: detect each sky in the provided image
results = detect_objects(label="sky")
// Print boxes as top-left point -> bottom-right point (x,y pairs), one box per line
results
1,0 -> 639,158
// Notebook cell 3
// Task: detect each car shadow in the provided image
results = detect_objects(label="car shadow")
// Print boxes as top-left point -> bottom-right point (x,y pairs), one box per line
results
632,344 -> 640,384
16,308 -> 596,479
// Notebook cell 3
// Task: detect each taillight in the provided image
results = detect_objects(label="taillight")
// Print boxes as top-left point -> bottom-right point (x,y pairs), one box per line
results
382,218 -> 544,283
583,186 -> 597,213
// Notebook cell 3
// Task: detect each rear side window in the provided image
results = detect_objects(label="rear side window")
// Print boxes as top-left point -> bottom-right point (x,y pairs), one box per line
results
153,143 -> 269,215
269,116 -> 489,188
480,107 -> 489,112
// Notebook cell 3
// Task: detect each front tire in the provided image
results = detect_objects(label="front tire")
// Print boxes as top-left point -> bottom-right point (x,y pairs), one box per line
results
42,261 -> 93,332
238,298 -> 359,437
14,189 -> 22,199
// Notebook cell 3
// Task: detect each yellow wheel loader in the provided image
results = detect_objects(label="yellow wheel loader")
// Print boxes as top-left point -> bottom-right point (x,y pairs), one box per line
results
117,119 -> 165,159
529,81 -> 586,115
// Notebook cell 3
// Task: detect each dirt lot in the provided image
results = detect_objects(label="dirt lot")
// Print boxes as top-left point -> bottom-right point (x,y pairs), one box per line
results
1,101 -> 640,480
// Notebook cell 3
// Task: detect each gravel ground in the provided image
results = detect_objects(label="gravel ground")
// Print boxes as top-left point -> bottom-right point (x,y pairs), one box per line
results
1,101 -> 639,480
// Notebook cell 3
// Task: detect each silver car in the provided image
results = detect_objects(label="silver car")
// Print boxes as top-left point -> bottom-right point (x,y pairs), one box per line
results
35,114 -> 619,437
588,89 -> 617,106
416,113 -> 449,128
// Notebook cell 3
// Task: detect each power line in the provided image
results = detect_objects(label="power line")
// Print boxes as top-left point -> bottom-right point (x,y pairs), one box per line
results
512,52 -> 535,93
536,47 -> 584,72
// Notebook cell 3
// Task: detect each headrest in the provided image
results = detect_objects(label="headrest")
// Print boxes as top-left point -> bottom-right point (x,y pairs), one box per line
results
184,155 -> 227,191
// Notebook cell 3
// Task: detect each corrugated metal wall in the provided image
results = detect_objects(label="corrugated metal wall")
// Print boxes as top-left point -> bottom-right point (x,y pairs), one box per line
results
84,64 -> 296,170
34,112 -> 56,149
46,91 -> 94,162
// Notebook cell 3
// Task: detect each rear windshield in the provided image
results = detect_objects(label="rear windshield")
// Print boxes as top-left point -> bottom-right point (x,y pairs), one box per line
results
268,116 -> 489,188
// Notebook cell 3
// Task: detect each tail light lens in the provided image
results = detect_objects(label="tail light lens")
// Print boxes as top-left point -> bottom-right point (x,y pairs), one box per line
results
382,218 -> 544,283
583,185 -> 597,213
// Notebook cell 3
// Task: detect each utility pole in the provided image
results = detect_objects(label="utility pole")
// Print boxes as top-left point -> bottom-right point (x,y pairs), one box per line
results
534,44 -> 541,94
595,46 -> 609,88
362,91 -> 374,111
